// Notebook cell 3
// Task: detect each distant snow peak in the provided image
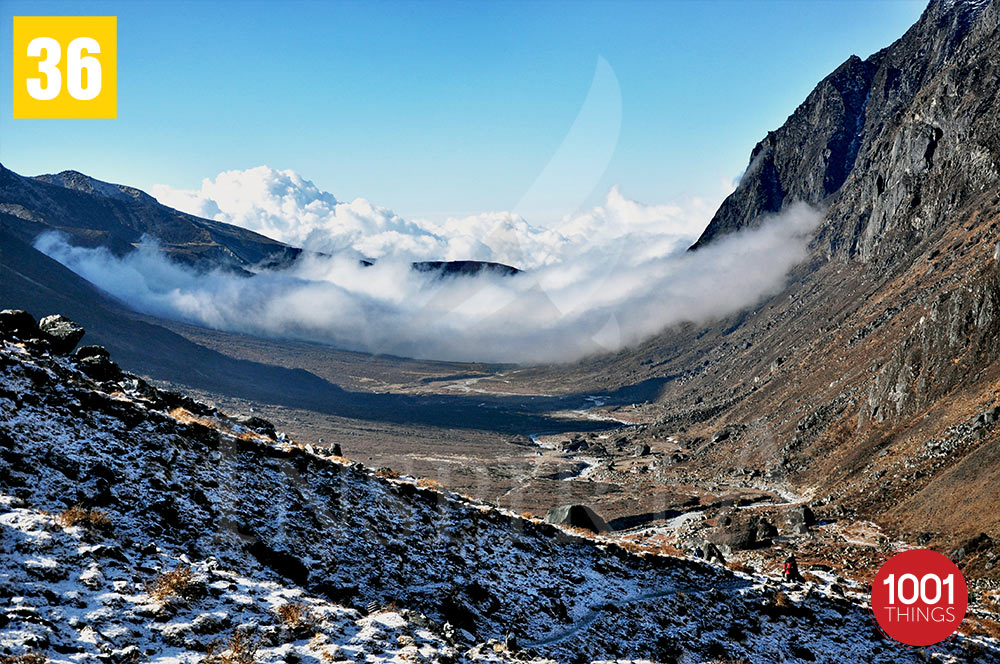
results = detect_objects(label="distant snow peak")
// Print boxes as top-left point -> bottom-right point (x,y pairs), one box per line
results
152,165 -> 712,269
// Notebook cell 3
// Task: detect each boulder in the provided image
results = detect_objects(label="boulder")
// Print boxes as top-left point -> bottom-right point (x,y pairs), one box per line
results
786,504 -> 816,528
237,415 -> 277,440
950,533 -> 993,562
544,504 -> 609,534
711,429 -> 731,443
635,443 -> 651,457
75,345 -> 110,361
78,355 -> 123,383
975,407 -> 1000,429
561,439 -> 590,453
0,309 -> 39,338
699,541 -> 726,565
710,525 -> 757,552
38,315 -> 85,354
756,518 -> 779,541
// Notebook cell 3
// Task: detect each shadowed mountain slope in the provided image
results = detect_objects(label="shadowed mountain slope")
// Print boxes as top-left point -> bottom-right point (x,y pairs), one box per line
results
0,165 -> 301,272
2,328 -> 995,662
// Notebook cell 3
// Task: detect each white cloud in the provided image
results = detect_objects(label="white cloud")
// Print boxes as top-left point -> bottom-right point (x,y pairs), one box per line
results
35,192 -> 820,363
151,166 -> 712,270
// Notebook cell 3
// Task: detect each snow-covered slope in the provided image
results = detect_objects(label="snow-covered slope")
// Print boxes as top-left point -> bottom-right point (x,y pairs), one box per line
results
1,311 -> 997,663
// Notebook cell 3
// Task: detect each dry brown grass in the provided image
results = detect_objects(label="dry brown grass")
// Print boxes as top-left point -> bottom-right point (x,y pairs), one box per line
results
147,566 -> 196,602
1,654 -> 47,664
726,560 -> 753,574
56,505 -> 112,533
236,430 -> 270,444
774,591 -> 792,608
802,571 -> 821,584
276,601 -> 315,629
616,539 -> 649,554
168,407 -> 217,428
204,631 -> 259,664
376,467 -> 400,479
416,477 -> 444,490
171,406 -> 281,447
651,542 -> 685,557
961,616 -> 1000,640
978,592 -> 1000,613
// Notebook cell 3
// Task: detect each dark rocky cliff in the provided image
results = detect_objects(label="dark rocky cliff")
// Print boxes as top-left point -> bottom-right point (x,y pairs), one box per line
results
691,0 -> 1000,267
690,53 -> 880,250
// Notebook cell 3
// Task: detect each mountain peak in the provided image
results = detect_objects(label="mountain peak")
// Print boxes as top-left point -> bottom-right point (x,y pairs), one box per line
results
34,169 -> 157,204
690,0 -> 999,260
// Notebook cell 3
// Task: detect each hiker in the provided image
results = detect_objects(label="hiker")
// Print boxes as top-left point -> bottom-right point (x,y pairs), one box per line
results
783,554 -> 804,582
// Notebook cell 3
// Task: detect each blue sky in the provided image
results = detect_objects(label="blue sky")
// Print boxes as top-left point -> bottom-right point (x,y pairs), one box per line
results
2,0 -> 926,224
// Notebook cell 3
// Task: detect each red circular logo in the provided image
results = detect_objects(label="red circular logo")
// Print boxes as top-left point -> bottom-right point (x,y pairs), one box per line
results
870,549 -> 967,647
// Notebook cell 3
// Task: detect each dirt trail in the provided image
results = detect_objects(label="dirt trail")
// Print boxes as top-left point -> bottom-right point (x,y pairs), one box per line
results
524,575 -> 747,648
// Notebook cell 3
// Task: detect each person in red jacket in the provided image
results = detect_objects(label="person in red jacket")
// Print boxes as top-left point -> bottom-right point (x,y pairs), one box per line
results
783,554 -> 804,582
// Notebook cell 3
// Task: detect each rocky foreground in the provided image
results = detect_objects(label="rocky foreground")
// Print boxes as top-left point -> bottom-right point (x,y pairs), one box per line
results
1,310 -> 998,663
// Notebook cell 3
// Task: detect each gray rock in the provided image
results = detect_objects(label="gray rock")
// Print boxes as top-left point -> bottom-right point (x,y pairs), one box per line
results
544,504 -> 609,534
0,309 -> 38,337
75,345 -> 110,361
38,315 -> 85,354
710,525 -> 757,551
191,611 -> 231,634
787,504 -> 816,527
78,355 -> 123,383
756,518 -> 779,540
699,541 -> 726,565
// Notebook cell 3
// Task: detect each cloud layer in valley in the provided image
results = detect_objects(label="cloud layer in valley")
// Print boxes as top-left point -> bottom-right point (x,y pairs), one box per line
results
38,167 -> 820,363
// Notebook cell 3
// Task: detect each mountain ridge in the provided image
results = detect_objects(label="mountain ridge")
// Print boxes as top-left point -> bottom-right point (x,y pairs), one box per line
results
0,164 -> 523,278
